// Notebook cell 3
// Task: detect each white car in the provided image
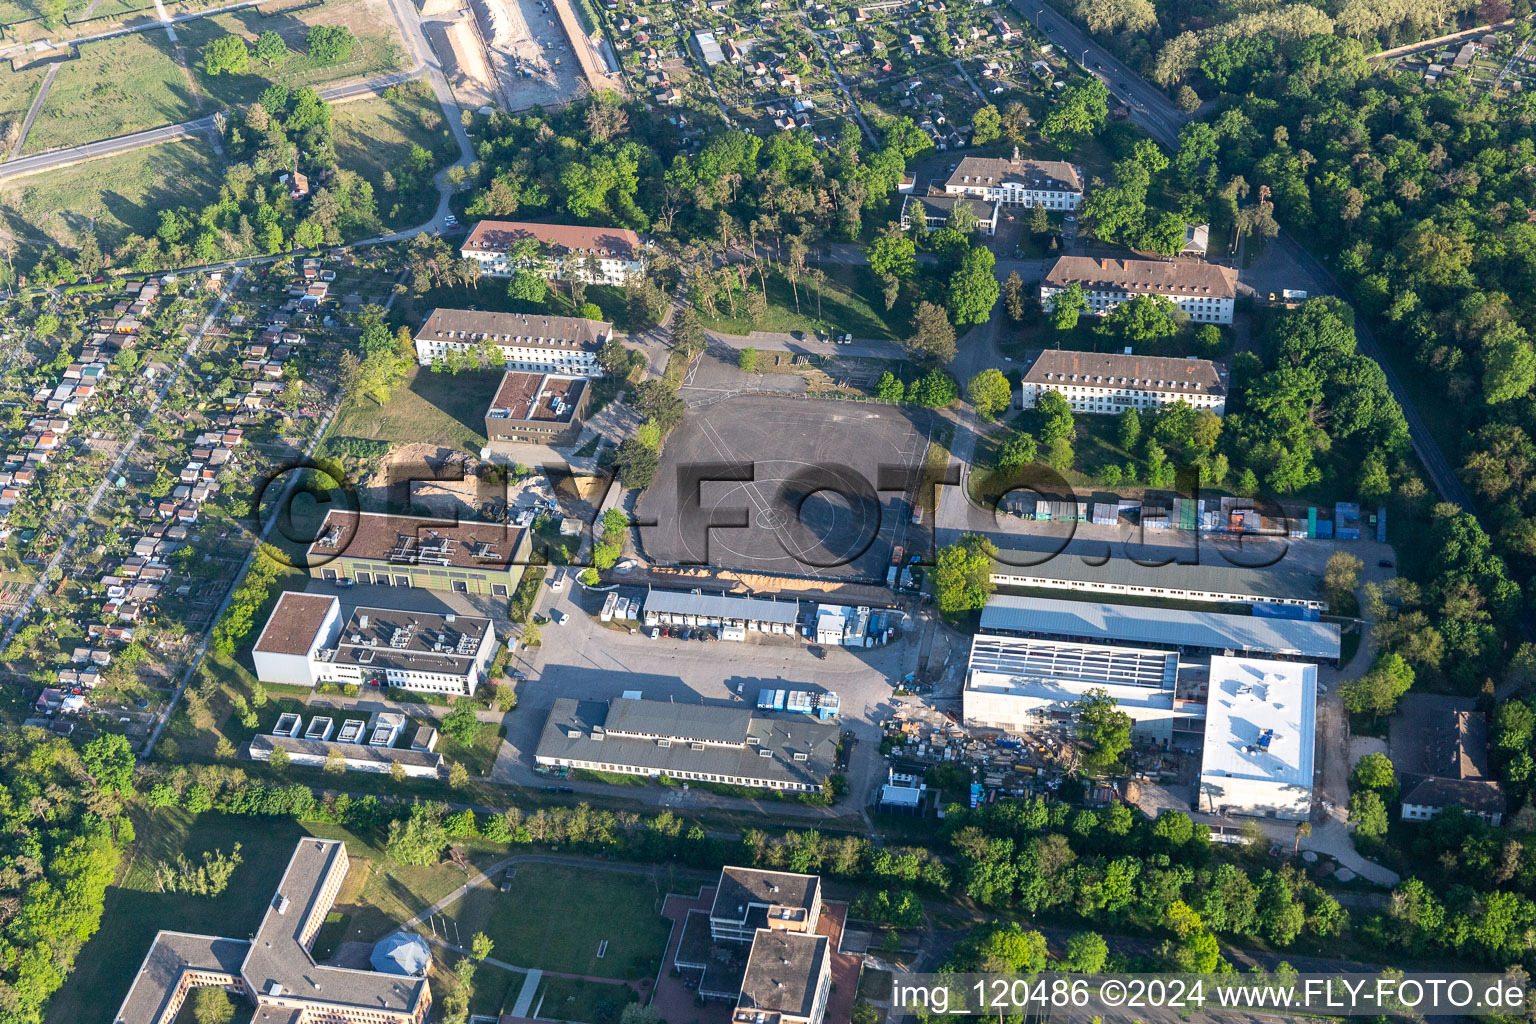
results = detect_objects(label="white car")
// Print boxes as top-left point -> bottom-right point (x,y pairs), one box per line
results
551,609 -> 569,625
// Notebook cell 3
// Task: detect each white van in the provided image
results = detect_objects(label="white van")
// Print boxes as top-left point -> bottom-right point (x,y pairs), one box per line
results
549,567 -> 565,591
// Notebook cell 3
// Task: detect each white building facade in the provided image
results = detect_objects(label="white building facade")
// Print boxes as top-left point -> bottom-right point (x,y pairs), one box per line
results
1041,256 -> 1238,325
460,220 -> 647,284
943,151 -> 1083,210
413,309 -> 609,374
1019,349 -> 1228,416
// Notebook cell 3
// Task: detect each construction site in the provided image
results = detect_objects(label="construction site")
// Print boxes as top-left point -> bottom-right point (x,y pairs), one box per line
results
420,0 -> 618,110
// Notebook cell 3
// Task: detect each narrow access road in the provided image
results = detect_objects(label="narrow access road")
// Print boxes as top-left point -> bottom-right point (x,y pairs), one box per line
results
8,63 -> 59,161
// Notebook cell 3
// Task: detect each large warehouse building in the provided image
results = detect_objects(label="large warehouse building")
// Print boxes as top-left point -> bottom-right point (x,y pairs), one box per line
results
980,595 -> 1341,662
963,634 -> 1198,745
988,550 -> 1324,610
1198,656 -> 1317,820
535,696 -> 837,792
641,588 -> 801,635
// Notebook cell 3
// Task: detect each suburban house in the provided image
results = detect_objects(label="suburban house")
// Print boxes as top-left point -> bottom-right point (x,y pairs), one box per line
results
459,220 -> 647,284
1040,256 -> 1239,325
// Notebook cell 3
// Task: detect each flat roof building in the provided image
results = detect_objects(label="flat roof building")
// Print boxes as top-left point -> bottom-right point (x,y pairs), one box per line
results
642,588 -> 800,634
535,696 -> 838,792
307,510 -> 531,598
987,548 -> 1322,609
485,371 -> 590,447
115,838 -> 431,1024
412,308 -> 611,374
964,634 -> 1197,745
319,606 -> 496,696
460,220 -> 646,284
710,866 -> 822,944
251,592 -> 343,687
735,928 -> 832,1024
1198,656 -> 1316,821
980,595 -> 1341,661
1042,256 -> 1238,325
1019,349 -> 1228,416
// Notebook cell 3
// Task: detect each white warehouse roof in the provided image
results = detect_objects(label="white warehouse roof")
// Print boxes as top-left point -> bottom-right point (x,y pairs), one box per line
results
1198,656 -> 1317,820
643,588 -> 800,625
980,596 -> 1340,660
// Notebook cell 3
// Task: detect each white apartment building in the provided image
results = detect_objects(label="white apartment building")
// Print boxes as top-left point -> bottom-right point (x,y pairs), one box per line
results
253,595 -> 498,697
943,150 -> 1083,210
1020,349 -> 1228,415
1041,256 -> 1238,325
413,308 -> 610,374
460,220 -> 647,284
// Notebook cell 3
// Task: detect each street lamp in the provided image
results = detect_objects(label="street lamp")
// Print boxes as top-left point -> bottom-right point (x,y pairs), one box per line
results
1034,7 -> 1041,27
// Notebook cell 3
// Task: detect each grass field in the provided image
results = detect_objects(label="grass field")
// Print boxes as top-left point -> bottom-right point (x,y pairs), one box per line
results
327,364 -> 501,454
0,62 -> 47,136
333,89 -> 451,229
439,863 -> 670,980
24,32 -> 202,152
176,0 -> 409,107
470,964 -> 525,1017
698,262 -> 912,340
0,136 -> 222,252
532,975 -> 637,1024
49,809 -> 308,1024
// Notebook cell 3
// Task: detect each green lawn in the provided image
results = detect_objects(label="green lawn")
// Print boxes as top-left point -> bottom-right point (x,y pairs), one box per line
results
532,975 -> 638,1024
699,262 -> 913,340
0,135 -> 222,253
48,809 -> 307,1024
174,0 -> 409,107
333,89 -> 453,230
24,33 -> 203,152
470,964 -> 525,1017
0,62 -> 47,135
326,364 -> 502,454
439,863 -> 670,980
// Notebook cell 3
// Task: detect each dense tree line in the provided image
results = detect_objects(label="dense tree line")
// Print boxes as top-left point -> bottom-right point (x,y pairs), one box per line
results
1,730 -> 134,1023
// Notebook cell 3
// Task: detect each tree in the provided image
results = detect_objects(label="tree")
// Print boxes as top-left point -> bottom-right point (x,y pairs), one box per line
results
971,104 -> 1002,145
615,435 -> 660,489
255,30 -> 287,66
203,35 -> 250,75
739,347 -> 760,372
1041,78 -> 1109,147
907,301 -> 956,365
307,24 -> 354,63
967,369 -> 1012,420
83,733 -> 135,795
1175,84 -> 1201,112
995,434 -> 1039,475
323,747 -> 347,774
269,746 -> 290,772
1481,322 -> 1536,405
508,270 -> 549,306
876,371 -> 905,403
1075,688 -> 1132,773
1063,931 -> 1109,973
1108,294 -> 1181,343
1003,271 -> 1027,323
866,229 -> 917,279
192,987 -> 235,1024
1352,752 -> 1397,795
386,803 -> 449,865
910,369 -> 958,408
1324,552 -> 1363,595
1341,652 -> 1415,720
449,762 -> 470,789
932,534 -> 997,614
1117,407 -> 1141,449
1048,282 -> 1088,330
442,705 -> 480,746
471,932 -> 494,961
1348,789 -> 1389,838
947,245 -> 1000,326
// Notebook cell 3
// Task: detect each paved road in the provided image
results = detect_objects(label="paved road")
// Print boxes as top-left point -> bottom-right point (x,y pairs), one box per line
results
0,70 -> 425,180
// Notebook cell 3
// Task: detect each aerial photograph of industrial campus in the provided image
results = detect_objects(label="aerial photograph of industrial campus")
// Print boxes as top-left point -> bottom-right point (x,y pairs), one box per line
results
2,0 -> 1536,1017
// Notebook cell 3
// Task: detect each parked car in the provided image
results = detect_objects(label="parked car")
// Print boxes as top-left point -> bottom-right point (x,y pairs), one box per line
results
551,609 -> 569,625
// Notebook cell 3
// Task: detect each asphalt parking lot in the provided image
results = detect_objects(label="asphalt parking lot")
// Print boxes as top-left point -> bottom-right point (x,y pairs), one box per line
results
636,395 -> 932,582
498,577 -> 920,803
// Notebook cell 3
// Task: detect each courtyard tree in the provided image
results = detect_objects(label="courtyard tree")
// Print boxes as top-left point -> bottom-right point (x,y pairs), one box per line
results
1048,282 -> 1089,331
933,533 -> 998,614
967,368 -> 1012,421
